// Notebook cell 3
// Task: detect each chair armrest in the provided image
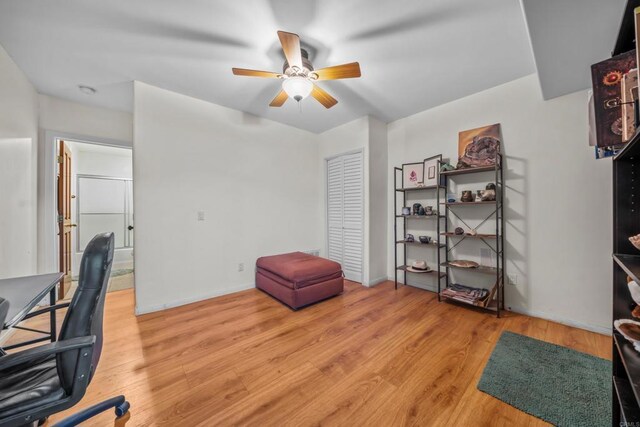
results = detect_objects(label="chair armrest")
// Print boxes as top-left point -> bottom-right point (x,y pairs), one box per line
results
0,336 -> 95,371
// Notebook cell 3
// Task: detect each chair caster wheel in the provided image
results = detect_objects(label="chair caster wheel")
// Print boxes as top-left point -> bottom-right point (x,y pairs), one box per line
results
115,401 -> 130,418
37,417 -> 48,426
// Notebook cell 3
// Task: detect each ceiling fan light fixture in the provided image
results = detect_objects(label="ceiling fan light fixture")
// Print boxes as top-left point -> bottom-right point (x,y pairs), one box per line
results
282,76 -> 313,102
231,31 -> 359,109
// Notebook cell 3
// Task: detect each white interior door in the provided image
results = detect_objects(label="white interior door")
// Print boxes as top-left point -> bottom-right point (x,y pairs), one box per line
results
327,152 -> 363,282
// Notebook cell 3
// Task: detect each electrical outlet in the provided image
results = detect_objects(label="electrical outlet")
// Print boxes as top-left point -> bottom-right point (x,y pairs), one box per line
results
508,274 -> 518,285
238,263 -> 244,272
197,211 -> 205,221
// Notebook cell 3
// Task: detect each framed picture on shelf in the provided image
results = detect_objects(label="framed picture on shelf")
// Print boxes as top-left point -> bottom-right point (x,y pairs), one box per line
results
402,162 -> 424,188
457,123 -> 502,169
422,154 -> 442,187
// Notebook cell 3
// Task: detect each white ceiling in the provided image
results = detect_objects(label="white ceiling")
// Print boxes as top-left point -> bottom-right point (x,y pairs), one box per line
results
521,0 -> 626,100
0,0 -> 536,133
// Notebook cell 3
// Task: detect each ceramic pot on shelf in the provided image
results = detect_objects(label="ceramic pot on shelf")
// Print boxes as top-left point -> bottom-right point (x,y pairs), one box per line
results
461,191 -> 474,202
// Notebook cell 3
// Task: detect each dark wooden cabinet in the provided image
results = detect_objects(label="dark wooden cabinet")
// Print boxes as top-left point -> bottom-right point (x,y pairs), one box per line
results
611,3 -> 640,424
613,141 -> 640,425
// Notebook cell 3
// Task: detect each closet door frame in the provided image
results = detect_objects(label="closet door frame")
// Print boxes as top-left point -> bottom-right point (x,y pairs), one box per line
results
324,148 -> 364,282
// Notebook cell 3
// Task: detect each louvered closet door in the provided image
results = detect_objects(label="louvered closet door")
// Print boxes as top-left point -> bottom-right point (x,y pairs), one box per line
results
342,153 -> 363,282
327,152 -> 363,283
327,157 -> 344,268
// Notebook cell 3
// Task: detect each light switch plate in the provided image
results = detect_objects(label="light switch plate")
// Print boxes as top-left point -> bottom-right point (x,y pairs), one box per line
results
197,211 -> 205,221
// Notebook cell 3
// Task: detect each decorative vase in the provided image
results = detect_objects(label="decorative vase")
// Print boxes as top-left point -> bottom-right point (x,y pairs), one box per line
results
461,190 -> 474,202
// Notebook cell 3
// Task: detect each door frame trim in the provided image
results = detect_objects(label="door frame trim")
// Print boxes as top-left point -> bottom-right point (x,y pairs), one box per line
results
38,130 -> 131,276
324,148 -> 364,282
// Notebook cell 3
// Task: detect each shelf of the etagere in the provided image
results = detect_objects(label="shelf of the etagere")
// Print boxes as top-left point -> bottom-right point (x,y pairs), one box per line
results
395,215 -> 444,219
440,262 -> 501,275
439,292 -> 499,312
614,375 -> 640,423
440,232 -> 497,239
396,240 -> 445,248
396,265 -> 446,278
614,254 -> 640,285
441,201 -> 497,206
439,166 -> 497,177
395,185 -> 445,192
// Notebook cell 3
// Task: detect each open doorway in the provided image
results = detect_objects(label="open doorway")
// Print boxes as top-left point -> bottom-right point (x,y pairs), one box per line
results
56,139 -> 134,300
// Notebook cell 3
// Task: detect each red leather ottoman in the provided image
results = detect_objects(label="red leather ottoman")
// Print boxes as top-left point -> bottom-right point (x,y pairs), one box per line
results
256,252 -> 344,310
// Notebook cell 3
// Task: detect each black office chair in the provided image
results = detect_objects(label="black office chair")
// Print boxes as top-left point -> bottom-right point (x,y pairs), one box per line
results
0,233 -> 129,427
0,299 -> 8,335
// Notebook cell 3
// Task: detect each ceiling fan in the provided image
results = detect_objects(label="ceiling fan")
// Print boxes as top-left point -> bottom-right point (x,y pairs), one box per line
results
232,31 -> 361,109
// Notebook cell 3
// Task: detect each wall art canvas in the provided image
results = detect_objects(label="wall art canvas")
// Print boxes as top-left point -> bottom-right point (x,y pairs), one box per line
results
402,162 -> 423,188
422,155 -> 441,187
457,124 -> 501,169
591,49 -> 636,148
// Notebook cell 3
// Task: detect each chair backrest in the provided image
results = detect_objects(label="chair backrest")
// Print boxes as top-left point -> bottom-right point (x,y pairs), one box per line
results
0,297 -> 9,330
56,232 -> 114,393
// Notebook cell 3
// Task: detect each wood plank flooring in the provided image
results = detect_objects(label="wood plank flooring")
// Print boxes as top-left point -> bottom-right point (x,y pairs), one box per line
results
4,281 -> 611,426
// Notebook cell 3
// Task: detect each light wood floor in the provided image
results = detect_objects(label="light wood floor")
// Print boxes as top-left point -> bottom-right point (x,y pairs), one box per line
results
5,281 -> 611,426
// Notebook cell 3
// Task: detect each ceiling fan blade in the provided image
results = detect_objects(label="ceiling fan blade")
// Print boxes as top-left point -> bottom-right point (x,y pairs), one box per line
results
232,68 -> 281,78
313,62 -> 361,80
269,90 -> 289,107
311,84 -> 338,109
277,31 -> 302,69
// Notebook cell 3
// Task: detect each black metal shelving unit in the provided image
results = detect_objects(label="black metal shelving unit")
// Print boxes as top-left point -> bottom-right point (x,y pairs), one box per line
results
611,3 -> 640,424
393,155 -> 447,291
437,153 -> 505,317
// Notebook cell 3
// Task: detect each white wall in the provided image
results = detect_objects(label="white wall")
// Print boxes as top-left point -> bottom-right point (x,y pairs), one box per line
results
387,74 -> 611,333
0,44 -> 39,278
133,82 -> 322,314
367,117 -> 388,285
39,94 -> 133,144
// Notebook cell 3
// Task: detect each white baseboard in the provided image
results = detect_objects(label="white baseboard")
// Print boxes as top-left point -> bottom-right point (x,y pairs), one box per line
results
133,278 -> 611,336
135,283 -> 255,315
366,276 -> 388,287
386,277 -> 610,335
509,307 -> 610,336
113,260 -> 134,271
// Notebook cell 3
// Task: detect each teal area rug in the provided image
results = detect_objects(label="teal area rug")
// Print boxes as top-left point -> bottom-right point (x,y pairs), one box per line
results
478,331 -> 611,426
